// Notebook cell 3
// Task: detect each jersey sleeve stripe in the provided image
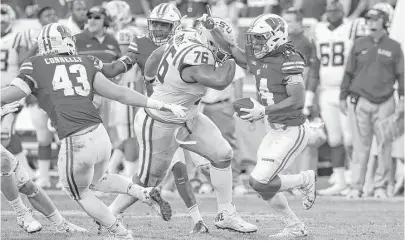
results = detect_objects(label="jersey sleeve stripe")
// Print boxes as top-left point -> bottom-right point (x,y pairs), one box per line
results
10,77 -> 33,95
21,62 -> 33,67
282,61 -> 305,67
281,65 -> 304,70
11,32 -> 22,49
20,67 -> 34,71
128,42 -> 138,52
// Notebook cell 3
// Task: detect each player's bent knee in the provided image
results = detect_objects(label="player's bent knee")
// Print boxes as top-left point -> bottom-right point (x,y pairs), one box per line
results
172,162 -> 187,179
38,145 -> 52,160
19,180 -> 39,198
210,148 -> 233,168
249,175 -> 279,200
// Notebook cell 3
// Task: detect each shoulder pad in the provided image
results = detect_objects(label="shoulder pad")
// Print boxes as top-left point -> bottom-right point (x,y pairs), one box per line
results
19,58 -> 34,75
281,52 -> 305,74
180,45 -> 215,67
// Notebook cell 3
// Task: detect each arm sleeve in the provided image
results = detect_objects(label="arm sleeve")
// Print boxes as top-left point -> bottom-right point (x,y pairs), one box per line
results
340,42 -> 357,100
10,59 -> 37,95
395,45 -> 404,97
281,54 -> 305,75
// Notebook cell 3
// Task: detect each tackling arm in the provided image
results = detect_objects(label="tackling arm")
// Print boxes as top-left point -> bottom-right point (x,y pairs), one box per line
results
93,72 -> 181,113
100,52 -> 137,78
264,75 -> 305,115
144,45 -> 166,80
181,59 -> 236,90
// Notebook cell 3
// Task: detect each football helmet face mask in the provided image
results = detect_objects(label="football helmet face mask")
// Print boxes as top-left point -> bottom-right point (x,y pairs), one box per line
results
148,3 -> 182,46
38,23 -> 77,55
246,14 -> 288,59
105,0 -> 132,31
1,4 -> 16,36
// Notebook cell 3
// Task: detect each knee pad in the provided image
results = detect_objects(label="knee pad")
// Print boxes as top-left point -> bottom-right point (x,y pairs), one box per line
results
6,135 -> 23,155
38,145 -> 52,160
19,180 -> 40,198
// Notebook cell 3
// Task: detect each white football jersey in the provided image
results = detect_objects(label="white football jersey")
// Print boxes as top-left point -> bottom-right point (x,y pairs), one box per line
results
148,39 -> 215,123
114,25 -> 143,86
1,31 -> 26,87
313,19 -> 366,88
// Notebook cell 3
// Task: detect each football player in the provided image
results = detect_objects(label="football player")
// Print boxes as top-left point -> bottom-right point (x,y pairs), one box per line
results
93,3 -> 213,233
1,23 -> 186,239
201,13 -> 317,238
1,4 -> 36,179
104,0 -> 143,178
132,25 -> 258,232
1,102 -> 86,233
20,6 -> 60,188
305,1 -> 368,196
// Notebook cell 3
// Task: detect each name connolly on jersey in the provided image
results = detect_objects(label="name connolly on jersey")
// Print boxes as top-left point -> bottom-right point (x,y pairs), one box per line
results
43,56 -> 83,64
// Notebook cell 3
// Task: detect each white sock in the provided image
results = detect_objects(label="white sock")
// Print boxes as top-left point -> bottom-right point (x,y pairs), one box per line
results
188,204 -> 203,224
279,173 -> 306,191
92,174 -> 131,194
210,165 -> 234,213
45,210 -> 64,226
333,167 -> 346,185
264,192 -> 301,227
37,159 -> 50,179
106,217 -> 127,234
9,196 -> 28,216
108,149 -> 124,174
109,194 -> 138,215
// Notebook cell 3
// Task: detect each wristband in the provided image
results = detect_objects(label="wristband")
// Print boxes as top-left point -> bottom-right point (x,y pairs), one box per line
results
118,56 -> 134,72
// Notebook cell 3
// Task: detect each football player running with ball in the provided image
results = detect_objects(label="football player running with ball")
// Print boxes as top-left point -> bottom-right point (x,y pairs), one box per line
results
201,12 -> 317,238
1,23 -> 186,239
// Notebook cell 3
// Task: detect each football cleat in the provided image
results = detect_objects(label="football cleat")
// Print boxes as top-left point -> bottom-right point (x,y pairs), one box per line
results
109,229 -> 133,240
300,170 -> 317,210
141,187 -> 172,221
374,188 -> 388,199
55,219 -> 87,233
190,220 -> 209,234
346,189 -> 362,199
269,223 -> 308,239
17,209 -> 42,233
213,210 -> 258,233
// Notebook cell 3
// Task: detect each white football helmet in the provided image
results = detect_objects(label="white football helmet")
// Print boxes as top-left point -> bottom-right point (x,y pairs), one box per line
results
38,23 -> 77,55
246,14 -> 288,59
148,3 -> 182,46
1,4 -> 16,35
105,0 -> 133,31
211,17 -> 237,63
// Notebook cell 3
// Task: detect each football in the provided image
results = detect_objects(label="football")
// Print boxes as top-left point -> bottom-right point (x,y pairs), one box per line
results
232,98 -> 254,116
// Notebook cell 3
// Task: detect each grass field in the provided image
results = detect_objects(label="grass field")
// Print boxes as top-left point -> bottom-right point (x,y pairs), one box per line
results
1,177 -> 404,240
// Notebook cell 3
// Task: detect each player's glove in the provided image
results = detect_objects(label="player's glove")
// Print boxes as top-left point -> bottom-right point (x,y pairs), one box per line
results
1,102 -> 21,117
146,99 -> 188,118
88,55 -> 103,71
240,98 -> 265,122
198,13 -> 215,30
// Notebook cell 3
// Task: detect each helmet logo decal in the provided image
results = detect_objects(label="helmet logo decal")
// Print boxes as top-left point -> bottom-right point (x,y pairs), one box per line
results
265,17 -> 285,32
56,25 -> 71,40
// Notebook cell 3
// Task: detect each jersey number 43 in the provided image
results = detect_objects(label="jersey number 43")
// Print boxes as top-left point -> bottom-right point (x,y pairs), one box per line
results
53,64 -> 91,96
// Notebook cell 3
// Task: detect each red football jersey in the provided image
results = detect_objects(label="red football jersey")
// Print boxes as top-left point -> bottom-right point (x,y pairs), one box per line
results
127,34 -> 159,75
246,46 -> 307,126
13,55 -> 102,139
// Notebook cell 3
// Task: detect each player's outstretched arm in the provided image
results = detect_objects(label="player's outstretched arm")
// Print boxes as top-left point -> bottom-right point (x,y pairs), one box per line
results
265,75 -> 305,115
91,52 -> 137,78
1,86 -> 29,105
93,72 -> 187,117
182,59 -> 236,90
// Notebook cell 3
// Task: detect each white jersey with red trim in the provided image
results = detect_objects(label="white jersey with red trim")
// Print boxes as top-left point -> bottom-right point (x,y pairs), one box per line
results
1,31 -> 26,87
148,39 -> 215,123
313,18 -> 367,88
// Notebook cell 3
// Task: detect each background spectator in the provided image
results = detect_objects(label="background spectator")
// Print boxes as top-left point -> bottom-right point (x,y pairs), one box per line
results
65,0 -> 88,35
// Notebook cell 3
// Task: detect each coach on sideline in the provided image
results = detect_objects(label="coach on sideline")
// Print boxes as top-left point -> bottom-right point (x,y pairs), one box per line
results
339,4 -> 404,199
74,6 -> 121,128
